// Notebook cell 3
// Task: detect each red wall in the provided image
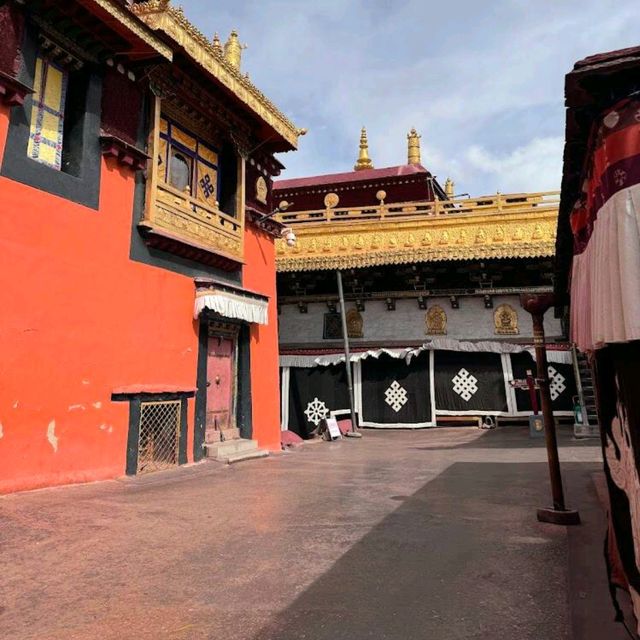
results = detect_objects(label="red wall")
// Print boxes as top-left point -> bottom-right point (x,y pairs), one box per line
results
0,103 -> 282,494
243,223 -> 281,451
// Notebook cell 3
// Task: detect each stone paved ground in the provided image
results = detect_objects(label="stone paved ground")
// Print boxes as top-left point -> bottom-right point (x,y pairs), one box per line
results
0,428 -> 630,639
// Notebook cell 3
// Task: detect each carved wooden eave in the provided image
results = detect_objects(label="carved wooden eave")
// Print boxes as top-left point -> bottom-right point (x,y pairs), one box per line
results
275,192 -> 560,272
76,0 -> 173,61
131,1 -> 300,150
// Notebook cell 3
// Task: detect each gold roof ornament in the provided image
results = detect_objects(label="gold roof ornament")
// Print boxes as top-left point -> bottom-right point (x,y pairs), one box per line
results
354,126 -> 374,171
212,33 -> 223,55
224,30 -> 246,71
407,128 -> 421,166
445,178 -> 455,199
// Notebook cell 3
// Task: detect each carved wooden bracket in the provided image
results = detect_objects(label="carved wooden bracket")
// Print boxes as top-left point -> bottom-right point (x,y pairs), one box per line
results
100,133 -> 149,171
0,70 -> 32,107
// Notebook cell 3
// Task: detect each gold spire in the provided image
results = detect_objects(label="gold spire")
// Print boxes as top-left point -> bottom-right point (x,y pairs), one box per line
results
354,126 -> 374,171
212,33 -> 223,56
407,128 -> 421,165
224,30 -> 246,70
445,178 -> 455,198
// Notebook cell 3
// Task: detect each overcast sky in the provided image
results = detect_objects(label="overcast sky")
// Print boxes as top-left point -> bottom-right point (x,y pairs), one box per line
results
181,0 -> 639,196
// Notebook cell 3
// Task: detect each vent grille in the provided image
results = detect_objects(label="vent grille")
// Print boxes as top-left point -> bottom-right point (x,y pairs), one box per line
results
137,400 -> 181,475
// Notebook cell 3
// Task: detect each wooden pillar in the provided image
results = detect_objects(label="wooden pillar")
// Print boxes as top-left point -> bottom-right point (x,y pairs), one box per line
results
520,293 -> 580,526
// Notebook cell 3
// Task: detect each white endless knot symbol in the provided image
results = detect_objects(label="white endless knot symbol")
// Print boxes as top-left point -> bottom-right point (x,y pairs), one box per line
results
547,366 -> 566,401
452,368 -> 479,402
385,381 -> 408,413
304,397 -> 329,426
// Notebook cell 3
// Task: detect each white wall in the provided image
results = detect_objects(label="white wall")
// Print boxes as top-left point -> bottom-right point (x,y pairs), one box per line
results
279,294 -> 563,345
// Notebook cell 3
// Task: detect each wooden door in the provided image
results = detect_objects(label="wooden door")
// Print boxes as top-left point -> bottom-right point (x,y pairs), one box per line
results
205,334 -> 236,441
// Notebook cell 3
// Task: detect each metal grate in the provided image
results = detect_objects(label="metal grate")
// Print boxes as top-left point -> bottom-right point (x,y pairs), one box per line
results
137,400 -> 181,475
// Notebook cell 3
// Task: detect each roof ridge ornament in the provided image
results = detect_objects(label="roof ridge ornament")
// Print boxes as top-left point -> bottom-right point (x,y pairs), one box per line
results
445,177 -> 455,198
407,127 -> 421,165
354,126 -> 374,172
224,30 -> 246,71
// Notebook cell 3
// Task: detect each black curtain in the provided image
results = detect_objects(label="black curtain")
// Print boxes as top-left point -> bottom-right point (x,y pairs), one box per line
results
360,352 -> 431,426
288,365 -> 351,439
434,350 -> 507,413
510,352 -> 576,412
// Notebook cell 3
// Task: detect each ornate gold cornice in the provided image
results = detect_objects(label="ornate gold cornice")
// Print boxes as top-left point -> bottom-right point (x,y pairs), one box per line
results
276,193 -> 560,272
132,1 -> 299,148
86,0 -> 173,60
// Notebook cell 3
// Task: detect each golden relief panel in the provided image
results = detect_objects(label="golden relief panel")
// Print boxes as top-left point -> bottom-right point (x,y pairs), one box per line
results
426,306 -> 447,335
346,309 -> 364,338
276,211 -> 558,272
255,176 -> 268,205
494,304 -> 519,335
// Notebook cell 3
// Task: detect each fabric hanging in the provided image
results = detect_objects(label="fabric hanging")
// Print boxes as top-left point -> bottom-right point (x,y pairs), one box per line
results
358,352 -> 433,428
434,350 -> 508,415
280,340 -> 572,369
569,98 -> 640,351
27,56 -> 68,170
194,288 -> 268,325
509,352 -> 576,415
287,365 -> 351,438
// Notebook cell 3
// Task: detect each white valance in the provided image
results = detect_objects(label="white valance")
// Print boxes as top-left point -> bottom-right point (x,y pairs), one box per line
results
195,289 -> 269,325
280,338 -> 572,368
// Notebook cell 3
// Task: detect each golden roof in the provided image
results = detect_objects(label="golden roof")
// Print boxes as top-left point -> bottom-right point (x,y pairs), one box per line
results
131,1 -> 300,148
276,191 -> 559,272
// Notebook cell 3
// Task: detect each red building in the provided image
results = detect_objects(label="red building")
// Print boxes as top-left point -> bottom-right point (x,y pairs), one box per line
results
0,0 -> 301,493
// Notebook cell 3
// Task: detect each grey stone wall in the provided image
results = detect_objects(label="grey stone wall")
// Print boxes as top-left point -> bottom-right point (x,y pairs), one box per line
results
279,294 -> 563,346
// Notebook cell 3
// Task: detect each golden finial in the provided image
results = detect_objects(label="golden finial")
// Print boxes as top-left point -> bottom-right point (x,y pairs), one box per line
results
224,30 -> 247,71
354,126 -> 374,171
445,178 -> 455,198
407,127 -> 421,165
212,33 -> 223,55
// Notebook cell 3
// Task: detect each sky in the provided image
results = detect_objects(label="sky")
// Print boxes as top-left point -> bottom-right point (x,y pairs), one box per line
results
180,0 -> 640,197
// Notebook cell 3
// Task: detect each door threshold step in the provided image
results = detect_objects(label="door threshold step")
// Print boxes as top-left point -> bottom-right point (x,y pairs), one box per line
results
223,449 -> 270,464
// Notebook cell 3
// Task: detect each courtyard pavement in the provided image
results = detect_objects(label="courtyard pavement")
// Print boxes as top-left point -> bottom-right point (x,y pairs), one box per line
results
1,427 -> 630,639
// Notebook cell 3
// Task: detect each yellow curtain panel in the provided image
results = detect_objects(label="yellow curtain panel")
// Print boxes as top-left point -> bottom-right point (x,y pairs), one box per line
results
27,56 -> 69,170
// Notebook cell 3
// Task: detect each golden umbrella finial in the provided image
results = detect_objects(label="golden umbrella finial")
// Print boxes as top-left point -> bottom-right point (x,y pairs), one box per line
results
224,30 -> 247,71
212,33 -> 223,55
445,177 -> 455,198
354,126 -> 374,171
407,127 -> 421,165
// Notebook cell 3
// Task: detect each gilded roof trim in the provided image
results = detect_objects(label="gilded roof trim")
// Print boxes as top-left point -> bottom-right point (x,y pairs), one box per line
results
276,209 -> 558,272
132,1 -> 299,148
88,0 -> 173,60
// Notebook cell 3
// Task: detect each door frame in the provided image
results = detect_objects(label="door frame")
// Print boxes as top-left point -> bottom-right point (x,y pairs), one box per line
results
194,314 -> 252,461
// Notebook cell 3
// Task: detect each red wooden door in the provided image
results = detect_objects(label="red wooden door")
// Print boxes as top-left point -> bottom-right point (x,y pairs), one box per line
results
206,335 -> 235,441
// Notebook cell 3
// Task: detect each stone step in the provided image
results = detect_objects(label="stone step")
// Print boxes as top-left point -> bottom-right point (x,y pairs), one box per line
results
204,438 -> 258,459
224,449 -> 270,464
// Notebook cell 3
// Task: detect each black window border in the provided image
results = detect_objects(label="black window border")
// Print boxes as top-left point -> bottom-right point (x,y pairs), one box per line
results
112,391 -> 192,476
0,21 -> 102,209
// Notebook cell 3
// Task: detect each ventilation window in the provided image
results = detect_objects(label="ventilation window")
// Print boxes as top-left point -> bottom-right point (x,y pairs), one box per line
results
137,400 -> 181,474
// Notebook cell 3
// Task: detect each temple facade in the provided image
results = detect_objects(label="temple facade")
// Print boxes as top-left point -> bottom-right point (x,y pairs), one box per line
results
275,131 -> 581,437
0,0 -> 301,492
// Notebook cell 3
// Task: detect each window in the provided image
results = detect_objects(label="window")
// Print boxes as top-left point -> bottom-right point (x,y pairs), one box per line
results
0,26 -> 102,208
169,150 -> 192,192
159,116 -> 220,205
27,56 -> 68,170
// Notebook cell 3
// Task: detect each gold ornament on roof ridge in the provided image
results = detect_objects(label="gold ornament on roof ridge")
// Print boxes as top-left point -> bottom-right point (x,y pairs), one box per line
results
224,30 -> 247,70
354,126 -> 374,171
445,178 -> 455,199
407,128 -> 421,166
131,1 -> 299,146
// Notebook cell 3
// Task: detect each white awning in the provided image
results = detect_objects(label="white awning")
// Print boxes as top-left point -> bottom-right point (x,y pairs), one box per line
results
195,287 -> 269,325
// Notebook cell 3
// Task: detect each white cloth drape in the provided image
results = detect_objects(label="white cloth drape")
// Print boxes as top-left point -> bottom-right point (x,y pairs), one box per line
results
571,185 -> 640,351
194,290 -> 269,325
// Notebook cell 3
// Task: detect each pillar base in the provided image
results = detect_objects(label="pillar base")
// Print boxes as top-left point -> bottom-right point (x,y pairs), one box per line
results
537,507 -> 581,526
345,431 -> 363,439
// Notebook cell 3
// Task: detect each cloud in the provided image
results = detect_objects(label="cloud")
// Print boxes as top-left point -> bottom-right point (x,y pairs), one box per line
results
464,137 -> 564,194
180,0 -> 640,196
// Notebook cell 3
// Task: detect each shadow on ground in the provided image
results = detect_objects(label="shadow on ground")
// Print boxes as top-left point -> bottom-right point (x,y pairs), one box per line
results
252,460 -> 596,640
